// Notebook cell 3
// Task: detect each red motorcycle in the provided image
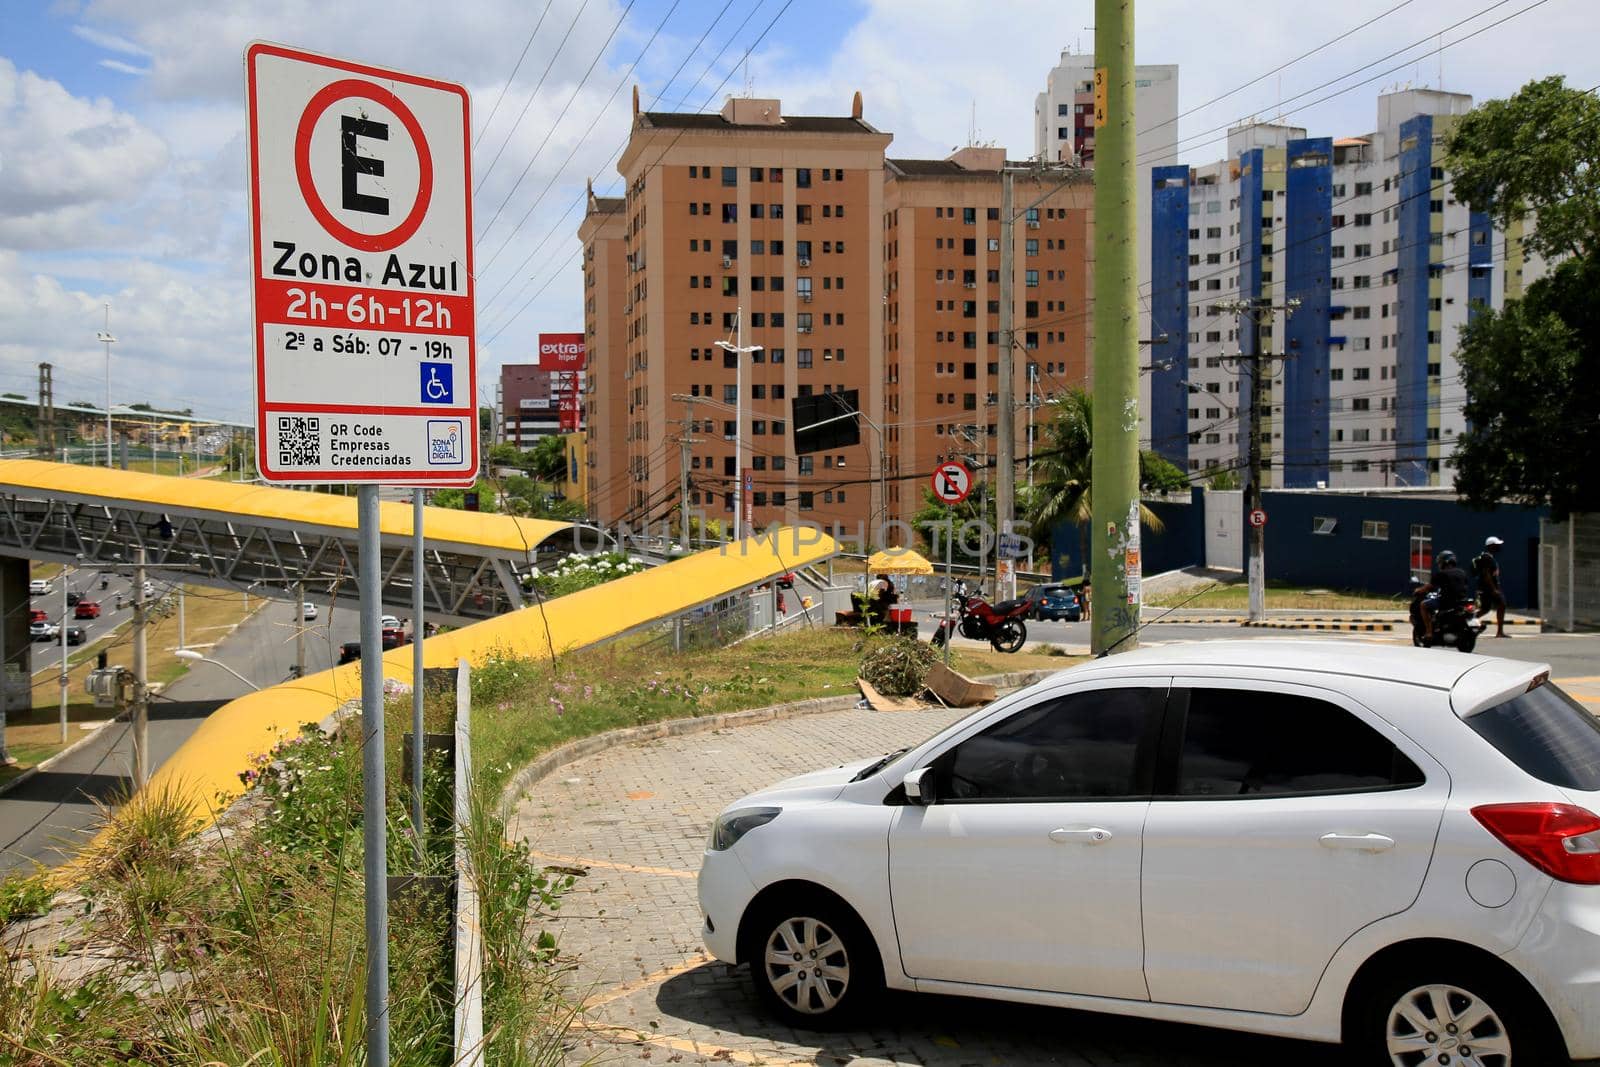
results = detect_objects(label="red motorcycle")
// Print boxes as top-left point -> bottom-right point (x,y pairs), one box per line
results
931,595 -> 1030,653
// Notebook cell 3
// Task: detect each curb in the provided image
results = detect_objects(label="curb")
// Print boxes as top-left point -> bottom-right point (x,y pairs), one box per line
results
496,669 -> 1056,821
1242,621 -> 1395,632
0,713 -> 128,801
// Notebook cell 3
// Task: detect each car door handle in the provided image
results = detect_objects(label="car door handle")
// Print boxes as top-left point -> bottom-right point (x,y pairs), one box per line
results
1319,832 -> 1395,852
1048,827 -> 1112,845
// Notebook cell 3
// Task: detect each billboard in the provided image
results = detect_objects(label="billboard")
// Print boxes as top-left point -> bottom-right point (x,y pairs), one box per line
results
538,332 -> 586,370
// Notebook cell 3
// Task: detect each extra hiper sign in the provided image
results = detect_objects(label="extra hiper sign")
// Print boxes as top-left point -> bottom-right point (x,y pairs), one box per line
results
246,42 -> 478,484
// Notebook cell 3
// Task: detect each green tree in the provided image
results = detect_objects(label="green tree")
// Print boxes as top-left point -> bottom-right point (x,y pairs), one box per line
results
1452,255 -> 1599,517
1444,77 -> 1600,517
1026,387 -> 1169,578
528,434 -> 567,483
1445,76 -> 1600,262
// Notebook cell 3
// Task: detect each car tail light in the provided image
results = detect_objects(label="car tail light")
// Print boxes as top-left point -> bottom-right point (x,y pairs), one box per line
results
1472,803 -> 1600,884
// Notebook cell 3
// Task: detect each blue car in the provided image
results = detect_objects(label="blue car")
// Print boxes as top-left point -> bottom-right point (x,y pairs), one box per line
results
1022,583 -> 1082,622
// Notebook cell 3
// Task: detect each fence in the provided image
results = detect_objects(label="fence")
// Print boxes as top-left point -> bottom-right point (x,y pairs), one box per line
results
1540,514 -> 1600,631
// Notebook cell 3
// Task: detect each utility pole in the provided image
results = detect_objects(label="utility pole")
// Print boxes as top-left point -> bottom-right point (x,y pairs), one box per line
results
37,364 -> 54,458
1089,0 -> 1141,655
1219,295 -> 1299,623
131,547 -> 149,787
98,305 -> 116,469
714,310 -> 762,545
996,167 -> 1017,602
295,580 -> 306,679
674,396 -> 701,547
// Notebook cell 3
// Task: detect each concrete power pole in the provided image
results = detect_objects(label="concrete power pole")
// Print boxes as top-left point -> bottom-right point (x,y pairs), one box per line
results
37,364 -> 54,458
1220,295 -> 1299,623
1089,0 -> 1142,655
996,168 -> 1017,602
131,547 -> 149,786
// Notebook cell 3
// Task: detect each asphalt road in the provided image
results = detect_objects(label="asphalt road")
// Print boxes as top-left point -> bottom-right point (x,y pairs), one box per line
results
0,590 -> 359,875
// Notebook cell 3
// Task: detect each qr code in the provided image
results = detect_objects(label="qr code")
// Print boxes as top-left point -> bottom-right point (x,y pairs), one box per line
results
277,416 -> 321,467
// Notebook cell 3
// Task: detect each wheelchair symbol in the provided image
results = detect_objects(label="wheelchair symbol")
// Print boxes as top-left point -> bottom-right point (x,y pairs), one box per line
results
419,362 -> 453,405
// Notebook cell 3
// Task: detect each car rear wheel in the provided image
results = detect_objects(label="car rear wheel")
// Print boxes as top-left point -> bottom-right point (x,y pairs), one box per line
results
1350,965 -> 1563,1066
743,895 -> 881,1029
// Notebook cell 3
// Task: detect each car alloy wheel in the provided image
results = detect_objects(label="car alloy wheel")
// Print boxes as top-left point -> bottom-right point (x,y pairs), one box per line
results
762,916 -> 850,1016
1385,983 -> 1510,1066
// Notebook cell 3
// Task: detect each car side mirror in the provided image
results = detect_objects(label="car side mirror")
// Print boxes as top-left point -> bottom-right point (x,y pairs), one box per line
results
902,766 -> 936,806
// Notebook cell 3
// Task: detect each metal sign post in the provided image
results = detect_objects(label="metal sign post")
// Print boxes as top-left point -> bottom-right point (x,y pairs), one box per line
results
412,490 -> 425,844
245,43 -> 476,1067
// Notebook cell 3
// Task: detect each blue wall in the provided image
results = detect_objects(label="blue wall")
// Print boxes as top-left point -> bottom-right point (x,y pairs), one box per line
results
1283,138 -> 1333,487
1395,114 -> 1433,487
1051,489 -> 1206,582
1150,165 -> 1191,471
1051,491 -> 1547,608
1262,492 -> 1545,607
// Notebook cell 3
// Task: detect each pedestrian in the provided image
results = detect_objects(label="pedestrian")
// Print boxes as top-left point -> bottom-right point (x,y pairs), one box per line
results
776,587 -> 787,617
1080,578 -> 1092,621
1473,536 -> 1509,638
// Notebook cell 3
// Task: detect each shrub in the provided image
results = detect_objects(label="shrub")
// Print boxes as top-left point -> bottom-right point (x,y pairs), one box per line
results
859,637 -> 938,696
527,551 -> 647,599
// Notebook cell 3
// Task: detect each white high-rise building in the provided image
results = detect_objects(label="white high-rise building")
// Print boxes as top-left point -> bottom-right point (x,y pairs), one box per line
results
1032,50 -> 1179,171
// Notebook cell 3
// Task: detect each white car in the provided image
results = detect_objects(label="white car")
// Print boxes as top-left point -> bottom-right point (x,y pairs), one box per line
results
699,641 -> 1600,1064
302,602 -> 319,621
28,579 -> 49,596
29,620 -> 60,641
381,615 -> 401,630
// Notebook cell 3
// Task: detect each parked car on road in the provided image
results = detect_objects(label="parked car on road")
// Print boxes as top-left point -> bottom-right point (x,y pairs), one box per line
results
700,641 -> 1600,1063
74,600 -> 102,619
29,620 -> 60,641
28,579 -> 49,596
302,602 -> 319,621
1020,582 -> 1081,622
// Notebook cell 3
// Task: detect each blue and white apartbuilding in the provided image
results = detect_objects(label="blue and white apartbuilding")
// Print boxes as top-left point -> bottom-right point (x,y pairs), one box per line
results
1144,89 -> 1544,490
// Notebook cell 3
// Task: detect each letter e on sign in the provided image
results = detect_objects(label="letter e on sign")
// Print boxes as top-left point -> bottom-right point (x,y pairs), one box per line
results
245,42 -> 477,486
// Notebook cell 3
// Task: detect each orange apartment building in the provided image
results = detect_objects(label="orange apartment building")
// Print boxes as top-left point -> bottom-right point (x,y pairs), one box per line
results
883,151 -> 1093,522
581,95 -> 1094,542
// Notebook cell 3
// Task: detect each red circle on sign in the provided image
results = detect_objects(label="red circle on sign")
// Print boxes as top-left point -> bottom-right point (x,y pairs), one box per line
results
294,78 -> 434,253
1250,508 -> 1268,527
931,462 -> 972,504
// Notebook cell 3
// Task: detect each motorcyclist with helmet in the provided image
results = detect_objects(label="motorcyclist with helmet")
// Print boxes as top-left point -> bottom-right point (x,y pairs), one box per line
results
1418,549 -> 1470,642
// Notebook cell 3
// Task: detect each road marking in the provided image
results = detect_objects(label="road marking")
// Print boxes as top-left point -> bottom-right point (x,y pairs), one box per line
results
529,850 -> 696,879
583,952 -> 714,1011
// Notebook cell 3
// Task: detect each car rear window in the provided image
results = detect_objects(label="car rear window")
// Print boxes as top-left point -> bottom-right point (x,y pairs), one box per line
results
1466,683 -> 1600,791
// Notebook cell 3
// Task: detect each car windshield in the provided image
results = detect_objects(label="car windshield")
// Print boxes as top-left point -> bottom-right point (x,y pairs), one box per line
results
1466,682 -> 1600,791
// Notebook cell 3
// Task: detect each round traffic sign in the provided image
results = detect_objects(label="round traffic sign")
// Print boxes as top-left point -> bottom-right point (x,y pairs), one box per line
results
294,78 -> 434,252
931,461 -> 973,505
1249,508 -> 1268,528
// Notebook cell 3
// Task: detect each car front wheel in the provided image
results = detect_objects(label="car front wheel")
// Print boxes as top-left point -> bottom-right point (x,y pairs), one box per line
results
744,896 -> 881,1029
1351,966 -> 1563,1066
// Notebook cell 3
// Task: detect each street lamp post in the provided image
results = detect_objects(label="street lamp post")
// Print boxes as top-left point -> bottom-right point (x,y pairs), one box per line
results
173,649 -> 261,692
97,304 -> 117,469
714,308 -> 762,544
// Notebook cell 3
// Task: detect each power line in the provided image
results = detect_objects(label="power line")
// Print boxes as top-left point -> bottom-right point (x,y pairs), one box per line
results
473,0 -> 558,150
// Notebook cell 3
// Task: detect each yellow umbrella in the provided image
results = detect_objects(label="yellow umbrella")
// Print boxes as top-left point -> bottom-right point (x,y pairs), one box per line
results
866,548 -> 934,575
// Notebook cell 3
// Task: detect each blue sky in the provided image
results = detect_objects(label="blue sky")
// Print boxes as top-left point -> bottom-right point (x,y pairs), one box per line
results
1,0 -> 1596,420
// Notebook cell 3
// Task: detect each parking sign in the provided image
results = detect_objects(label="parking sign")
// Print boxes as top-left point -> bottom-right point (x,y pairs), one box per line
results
246,43 -> 478,484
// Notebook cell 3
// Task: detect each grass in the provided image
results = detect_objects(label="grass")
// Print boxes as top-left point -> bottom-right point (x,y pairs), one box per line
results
2,585 -> 262,776
469,626 -> 1082,798
1,687 -> 570,1066
1144,579 -> 1407,612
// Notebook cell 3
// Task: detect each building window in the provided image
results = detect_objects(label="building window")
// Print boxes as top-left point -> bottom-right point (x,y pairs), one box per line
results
1362,520 -> 1390,541
1312,516 -> 1338,536
722,166 -> 737,186
796,167 -> 811,188
1410,524 -> 1433,579
1025,270 -> 1039,287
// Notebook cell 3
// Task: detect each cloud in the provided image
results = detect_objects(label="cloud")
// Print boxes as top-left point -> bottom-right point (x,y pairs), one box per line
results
0,58 -> 169,249
71,23 -> 150,55
99,58 -> 149,76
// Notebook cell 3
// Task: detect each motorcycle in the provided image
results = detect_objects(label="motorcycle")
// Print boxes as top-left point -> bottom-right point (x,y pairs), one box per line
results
931,595 -> 1030,653
1409,579 -> 1484,653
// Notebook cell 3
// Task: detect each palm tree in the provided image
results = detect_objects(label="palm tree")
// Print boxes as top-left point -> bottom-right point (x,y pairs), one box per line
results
1027,387 -> 1166,579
